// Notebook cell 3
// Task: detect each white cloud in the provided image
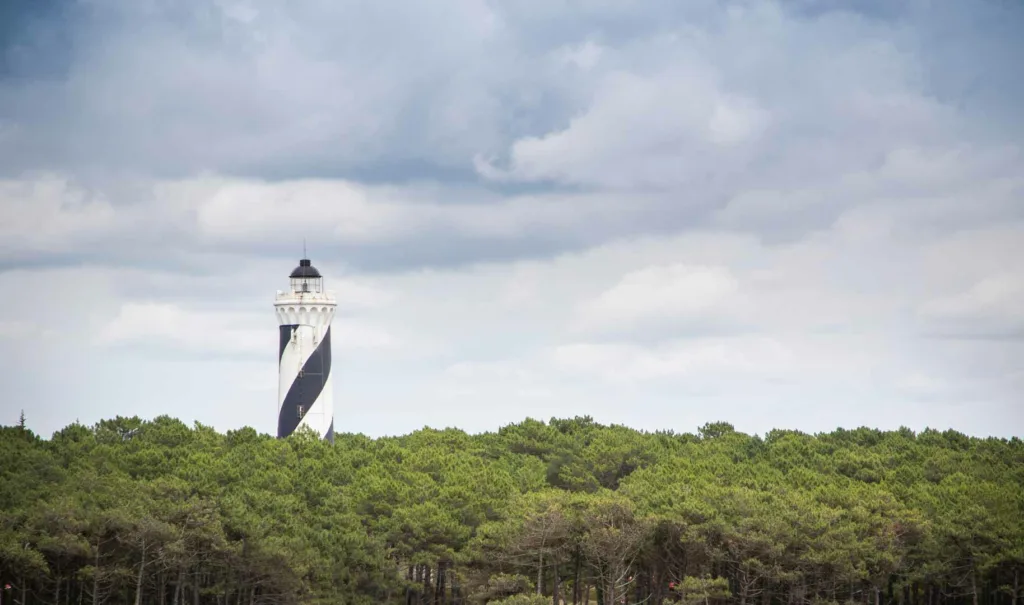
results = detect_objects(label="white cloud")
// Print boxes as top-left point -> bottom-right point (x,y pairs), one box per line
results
575,264 -> 739,333
194,178 -> 418,244
96,302 -> 269,355
439,360 -> 554,400
0,176 -> 118,253
551,339 -> 762,383
96,301 -> 403,356
921,275 -> 1024,321
37,174 -> 671,257
918,274 -> 1024,338
476,66 -> 770,189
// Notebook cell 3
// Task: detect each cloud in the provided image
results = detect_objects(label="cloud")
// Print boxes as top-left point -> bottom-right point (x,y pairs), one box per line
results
0,172 -> 691,273
549,337 -> 795,384
0,175 -> 118,254
382,218 -> 1020,401
2,0 -> 1024,439
918,274 -> 1024,339
95,302 -> 269,356
193,178 -> 419,245
474,3 -> 961,194
475,65 -> 771,189
439,360 -> 554,401
575,264 -> 740,335
3,1 -> 1022,272
0,0 -> 516,179
96,301 -> 403,358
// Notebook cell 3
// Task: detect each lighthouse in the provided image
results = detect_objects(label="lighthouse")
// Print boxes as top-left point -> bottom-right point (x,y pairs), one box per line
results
275,257 -> 337,443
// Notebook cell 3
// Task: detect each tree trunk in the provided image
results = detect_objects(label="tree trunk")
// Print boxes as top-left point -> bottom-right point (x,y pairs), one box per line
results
416,565 -> 424,605
406,565 -> 415,605
573,550 -> 581,605
971,572 -> 979,605
553,558 -> 560,605
55,574 -> 62,605
538,553 -> 545,596
451,566 -> 462,605
422,564 -> 432,605
173,569 -> 184,605
134,540 -> 147,605
1013,569 -> 1019,605
435,561 -> 446,605
92,543 -> 101,605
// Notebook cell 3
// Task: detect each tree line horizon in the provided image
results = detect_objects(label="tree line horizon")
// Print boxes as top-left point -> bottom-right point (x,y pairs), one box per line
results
0,414 -> 1020,605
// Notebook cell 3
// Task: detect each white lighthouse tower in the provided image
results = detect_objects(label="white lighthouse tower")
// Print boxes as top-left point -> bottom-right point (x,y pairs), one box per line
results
274,257 -> 337,443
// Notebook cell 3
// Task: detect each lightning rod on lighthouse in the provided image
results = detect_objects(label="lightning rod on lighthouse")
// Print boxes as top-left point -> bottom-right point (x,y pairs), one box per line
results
275,256 -> 336,443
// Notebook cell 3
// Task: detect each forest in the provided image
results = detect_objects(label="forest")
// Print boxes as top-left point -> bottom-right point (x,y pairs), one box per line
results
0,415 -> 1021,605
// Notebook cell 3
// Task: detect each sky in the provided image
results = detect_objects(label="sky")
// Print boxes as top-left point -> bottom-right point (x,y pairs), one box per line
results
1,0 -> 1022,440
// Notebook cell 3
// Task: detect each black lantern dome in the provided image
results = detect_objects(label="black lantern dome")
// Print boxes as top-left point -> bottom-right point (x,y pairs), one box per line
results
289,258 -> 321,279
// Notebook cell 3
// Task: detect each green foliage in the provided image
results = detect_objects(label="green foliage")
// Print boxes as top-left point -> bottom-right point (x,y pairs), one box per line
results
672,576 -> 731,605
469,573 -> 536,602
0,416 -> 1020,605
487,594 -> 549,605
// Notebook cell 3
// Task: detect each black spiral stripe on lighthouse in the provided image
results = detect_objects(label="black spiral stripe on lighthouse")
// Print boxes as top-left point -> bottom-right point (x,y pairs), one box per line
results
325,418 -> 335,444
277,326 -> 332,439
279,325 -> 296,361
